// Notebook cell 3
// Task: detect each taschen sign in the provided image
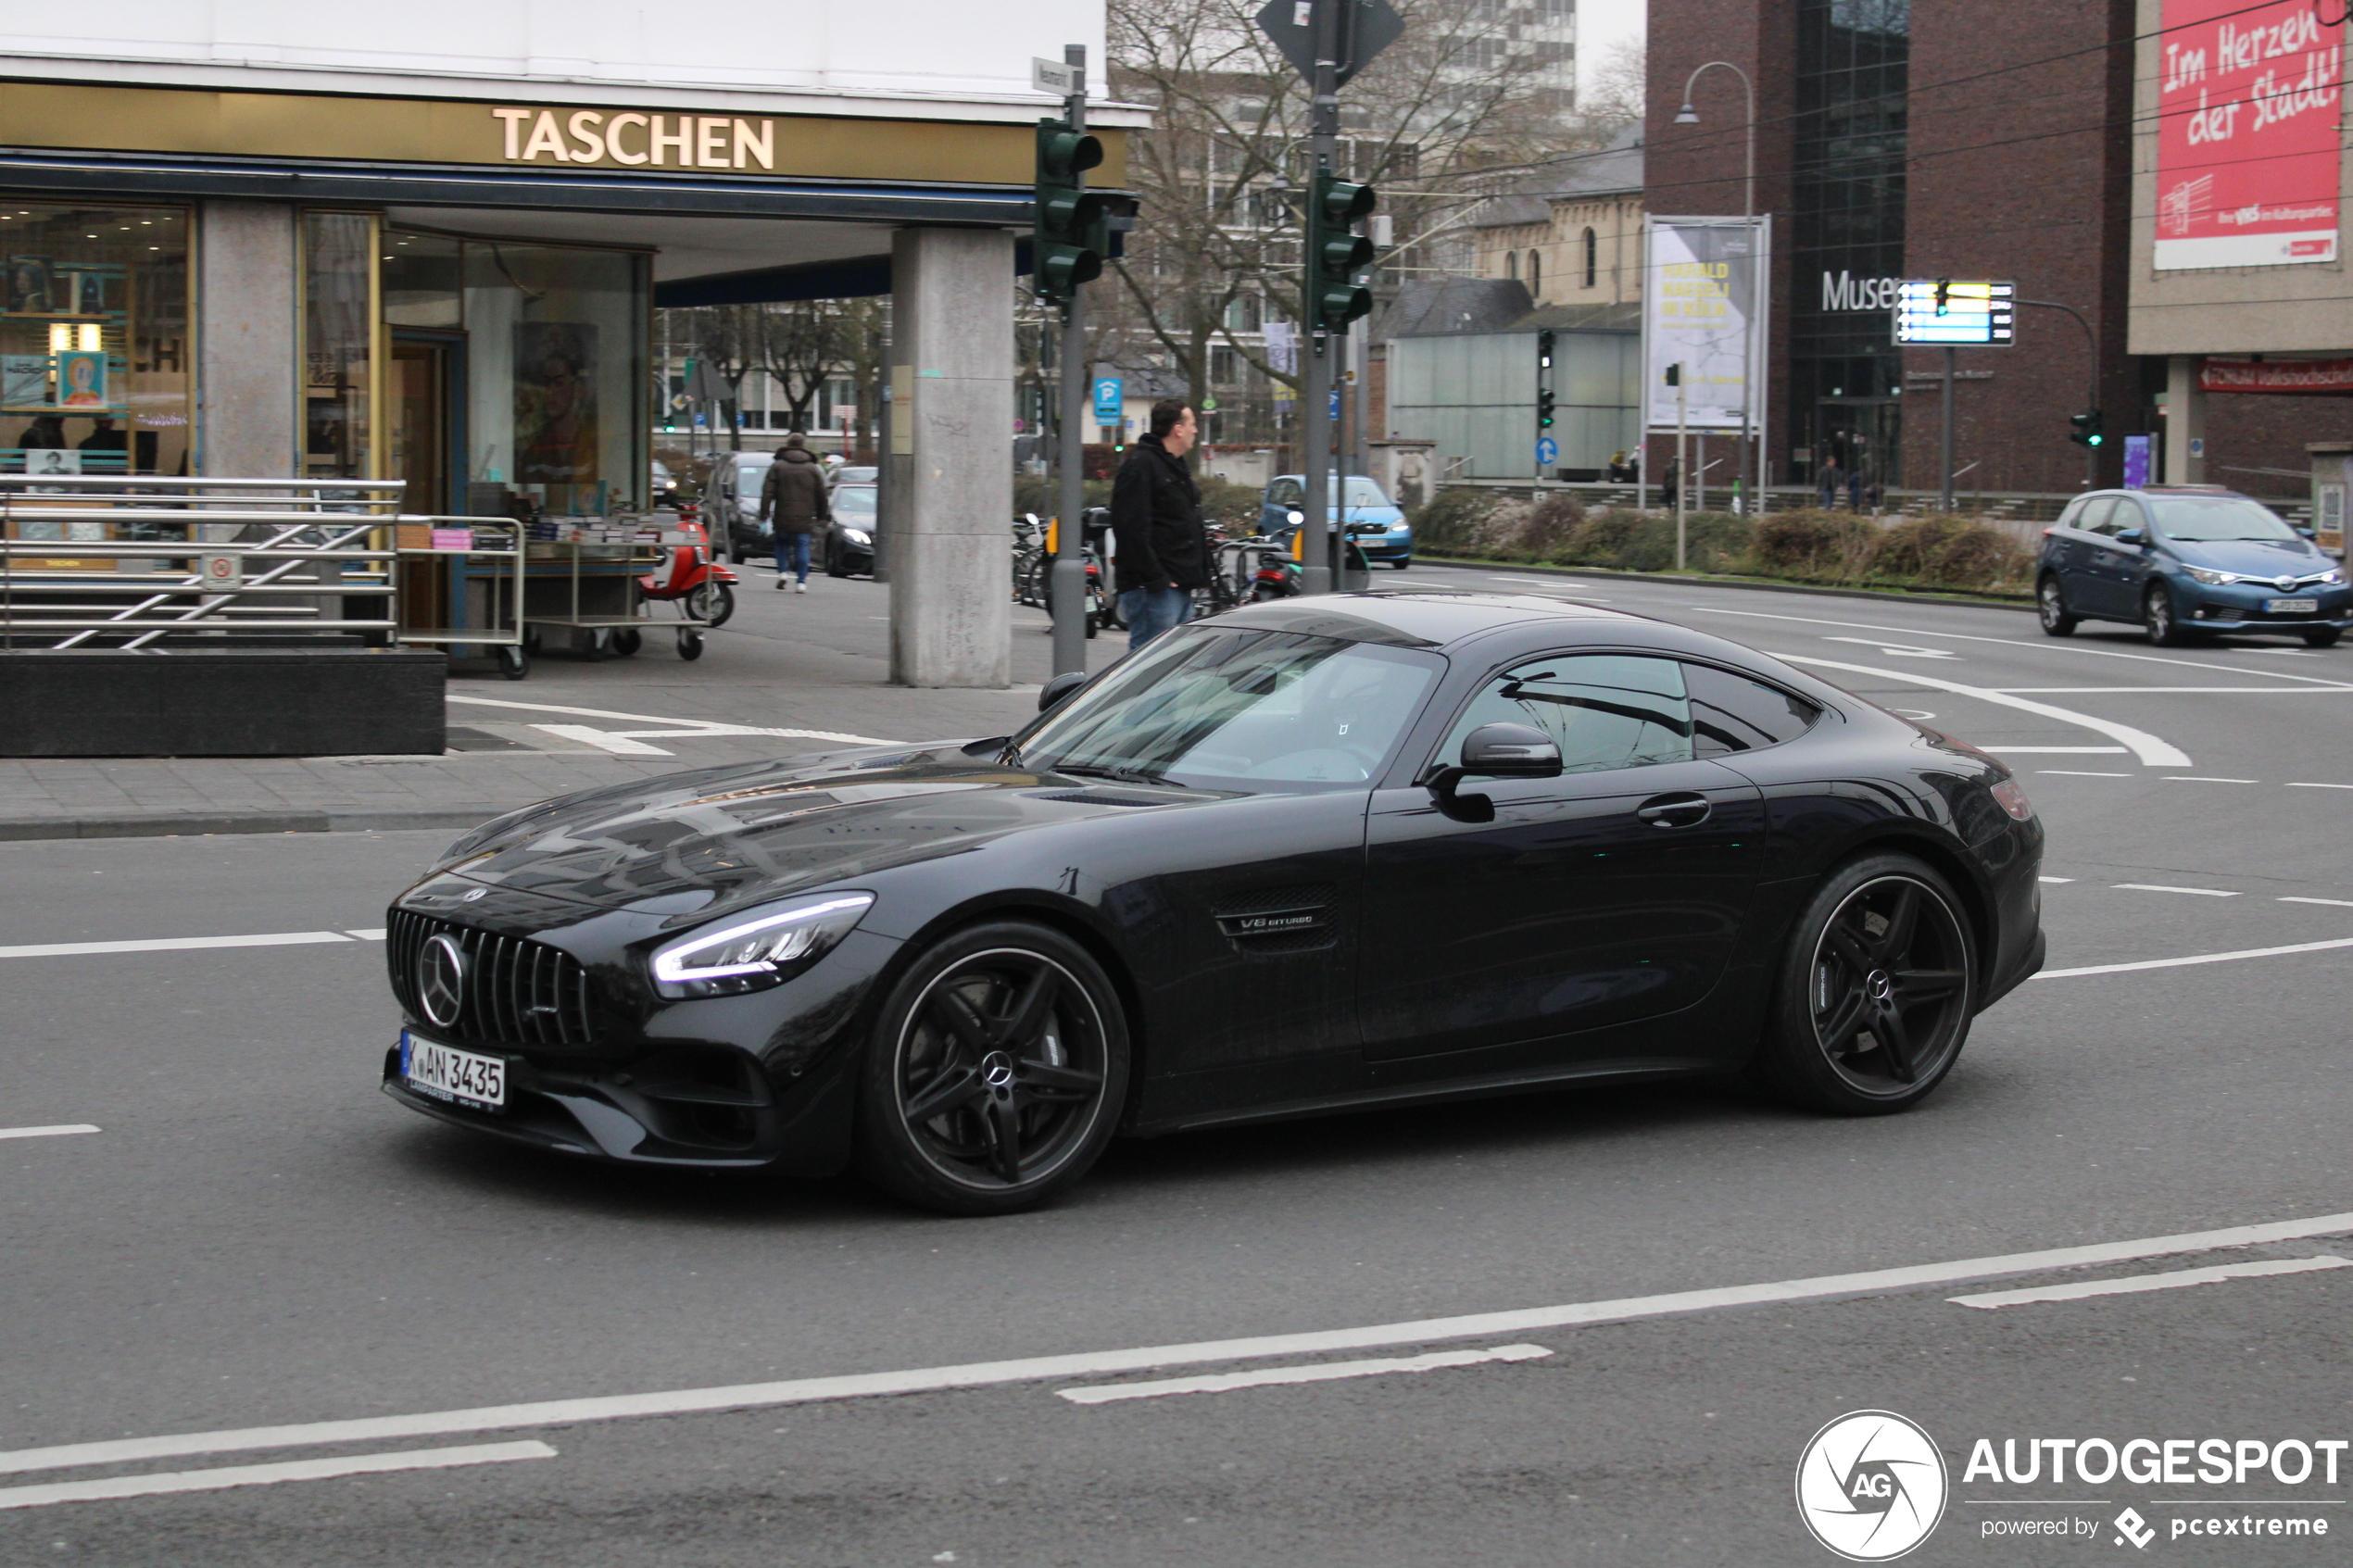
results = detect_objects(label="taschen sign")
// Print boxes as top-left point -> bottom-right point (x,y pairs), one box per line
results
2154,0 -> 2342,269
2199,358 -> 2353,393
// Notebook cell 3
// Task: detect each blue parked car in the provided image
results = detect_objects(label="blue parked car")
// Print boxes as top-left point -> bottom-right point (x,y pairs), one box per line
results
1259,474 -> 1413,568
2037,487 -> 2349,646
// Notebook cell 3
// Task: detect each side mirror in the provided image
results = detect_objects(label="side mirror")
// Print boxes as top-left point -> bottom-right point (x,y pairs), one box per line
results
2297,525 -> 2319,540
2115,527 -> 2147,547
1424,722 -> 1562,822
1038,670 -> 1088,713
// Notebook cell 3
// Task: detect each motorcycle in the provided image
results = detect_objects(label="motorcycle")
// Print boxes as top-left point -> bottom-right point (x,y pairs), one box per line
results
1251,508 -> 1372,600
637,507 -> 737,633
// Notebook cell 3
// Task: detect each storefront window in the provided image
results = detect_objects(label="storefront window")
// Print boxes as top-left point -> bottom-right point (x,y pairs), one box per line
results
0,202 -> 189,476
462,242 -> 647,514
302,211 -> 378,480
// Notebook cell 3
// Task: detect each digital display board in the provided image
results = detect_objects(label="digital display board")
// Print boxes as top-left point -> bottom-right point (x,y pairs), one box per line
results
1892,280 -> 2015,345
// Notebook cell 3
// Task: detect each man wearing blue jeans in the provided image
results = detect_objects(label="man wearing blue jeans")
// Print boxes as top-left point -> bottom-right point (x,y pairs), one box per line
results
760,435 -> 829,593
1109,400 -> 1207,652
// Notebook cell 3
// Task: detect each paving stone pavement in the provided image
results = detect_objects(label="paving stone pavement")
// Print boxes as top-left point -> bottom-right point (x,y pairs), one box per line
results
0,564 -> 1130,841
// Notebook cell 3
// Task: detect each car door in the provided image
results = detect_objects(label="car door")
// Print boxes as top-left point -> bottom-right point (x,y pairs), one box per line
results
2101,494 -> 2157,613
2051,495 -> 2112,615
1357,651 -> 1767,1063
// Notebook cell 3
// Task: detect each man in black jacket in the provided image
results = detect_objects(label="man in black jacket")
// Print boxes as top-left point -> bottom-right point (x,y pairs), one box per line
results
1109,399 -> 1206,649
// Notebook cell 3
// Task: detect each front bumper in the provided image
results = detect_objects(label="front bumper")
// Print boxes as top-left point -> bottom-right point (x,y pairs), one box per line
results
2176,578 -> 2353,629
1352,533 -> 1412,561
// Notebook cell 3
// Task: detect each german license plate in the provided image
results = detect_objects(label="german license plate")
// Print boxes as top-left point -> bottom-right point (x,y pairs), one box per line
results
2266,597 -> 2319,614
399,1030 -> 507,1112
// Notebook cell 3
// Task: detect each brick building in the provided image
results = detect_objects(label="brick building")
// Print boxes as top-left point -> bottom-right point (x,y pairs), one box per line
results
1644,0 -> 2352,504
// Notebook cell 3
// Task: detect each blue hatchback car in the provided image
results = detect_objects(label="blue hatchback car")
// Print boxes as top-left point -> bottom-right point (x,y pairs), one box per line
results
2036,487 -> 2349,646
1260,474 -> 1413,567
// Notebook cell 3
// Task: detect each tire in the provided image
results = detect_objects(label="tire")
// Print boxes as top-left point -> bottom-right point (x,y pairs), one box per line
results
581,628 -> 609,661
2302,626 -> 2342,648
2036,574 -> 2079,636
826,542 -> 850,579
676,628 -> 704,660
496,644 -> 529,681
853,921 -> 1129,1216
1390,557 -> 1411,571
612,627 -> 642,658
2143,583 -> 2189,646
1752,853 -> 1977,1115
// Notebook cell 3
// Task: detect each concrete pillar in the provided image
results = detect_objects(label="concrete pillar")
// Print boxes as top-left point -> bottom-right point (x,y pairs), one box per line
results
2162,355 -> 2206,485
887,227 -> 1013,688
196,201 -> 299,477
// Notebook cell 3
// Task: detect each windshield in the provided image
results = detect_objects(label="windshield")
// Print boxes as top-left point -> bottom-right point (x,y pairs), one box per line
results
1014,625 -> 1442,791
832,484 -> 876,518
1342,479 -> 1393,508
836,466 -> 877,485
2148,495 -> 2300,543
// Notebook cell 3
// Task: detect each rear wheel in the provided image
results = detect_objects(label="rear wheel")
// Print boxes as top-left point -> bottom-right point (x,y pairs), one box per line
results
854,922 -> 1128,1215
676,627 -> 704,660
612,627 -> 642,658
496,645 -> 529,681
2302,625 -> 2341,648
1754,854 -> 1976,1114
2036,575 -> 2078,636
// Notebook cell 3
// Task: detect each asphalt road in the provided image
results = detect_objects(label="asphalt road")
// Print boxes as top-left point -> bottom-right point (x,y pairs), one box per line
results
4,568 -> 2351,1566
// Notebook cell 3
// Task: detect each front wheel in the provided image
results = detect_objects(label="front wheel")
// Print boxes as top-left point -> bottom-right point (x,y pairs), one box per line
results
496,644 -> 529,681
1390,557 -> 1411,571
1753,854 -> 1976,1114
2143,583 -> 2189,646
676,628 -> 704,660
2302,625 -> 2342,648
2036,575 -> 2078,636
853,922 -> 1129,1215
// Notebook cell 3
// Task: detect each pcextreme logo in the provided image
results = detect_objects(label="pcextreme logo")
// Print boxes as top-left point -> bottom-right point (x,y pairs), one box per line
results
1796,1411 -> 1951,1562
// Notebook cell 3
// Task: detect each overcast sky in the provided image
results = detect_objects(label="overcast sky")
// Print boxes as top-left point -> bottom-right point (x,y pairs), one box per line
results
1579,0 -> 1644,102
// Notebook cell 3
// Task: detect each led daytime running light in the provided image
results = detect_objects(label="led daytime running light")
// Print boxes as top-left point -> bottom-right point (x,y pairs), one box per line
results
651,894 -> 875,984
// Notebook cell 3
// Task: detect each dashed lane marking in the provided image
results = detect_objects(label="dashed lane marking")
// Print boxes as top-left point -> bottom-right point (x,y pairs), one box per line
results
2287,782 -> 2353,790
2037,936 -> 2353,978
0,1441 -> 556,1512
2280,897 -> 2353,909
5,1211 -> 2351,1479
2164,776 -> 2260,784
0,931 -> 361,960
2037,770 -> 2134,777
2114,884 -> 2240,897
1985,746 -> 2127,754
1948,1256 -> 2353,1311
1057,1344 -> 1553,1405
2038,876 -> 2075,884
0,1125 -> 97,1142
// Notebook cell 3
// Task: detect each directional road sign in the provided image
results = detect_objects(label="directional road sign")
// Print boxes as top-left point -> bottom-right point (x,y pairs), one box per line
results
1535,436 -> 1558,467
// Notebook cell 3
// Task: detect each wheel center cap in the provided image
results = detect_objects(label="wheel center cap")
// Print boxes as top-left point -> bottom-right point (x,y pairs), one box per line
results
1865,970 -> 1894,1003
980,1050 -> 1017,1089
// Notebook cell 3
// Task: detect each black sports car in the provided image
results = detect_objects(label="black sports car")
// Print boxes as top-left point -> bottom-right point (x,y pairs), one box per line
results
382,593 -> 2045,1214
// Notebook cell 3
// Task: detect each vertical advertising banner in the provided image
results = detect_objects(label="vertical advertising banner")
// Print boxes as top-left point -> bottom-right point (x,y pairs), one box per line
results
1642,218 -> 1767,431
2155,0 -> 2343,269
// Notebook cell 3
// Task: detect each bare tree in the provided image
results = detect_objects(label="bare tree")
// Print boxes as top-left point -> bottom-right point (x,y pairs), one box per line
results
749,302 -> 852,433
1579,36 -> 1647,130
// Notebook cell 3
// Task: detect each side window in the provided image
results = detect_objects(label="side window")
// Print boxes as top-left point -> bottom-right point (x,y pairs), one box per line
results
1687,663 -> 1822,757
1441,654 -> 1694,775
2077,496 -> 2120,536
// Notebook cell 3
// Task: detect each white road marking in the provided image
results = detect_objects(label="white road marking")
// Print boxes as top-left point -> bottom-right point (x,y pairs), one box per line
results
1821,636 -> 1958,659
2038,876 -> 2074,884
2287,782 -> 2353,790
0,931 -> 356,960
2280,897 -> 2353,909
0,1125 -> 98,1142
2038,936 -> 2353,978
346,929 -> 386,941
1949,1256 -> 2352,1311
1057,1344 -> 1553,1405
1774,655 -> 2194,767
8,1211 -> 2353,1477
447,694 -> 891,746
0,1441 -> 555,1512
2164,776 -> 2259,784
528,724 -> 674,757
2114,884 -> 2239,897
1997,686 -> 2353,695
1986,746 -> 2127,754
2038,770 -> 2133,777
1689,605 -> 2353,689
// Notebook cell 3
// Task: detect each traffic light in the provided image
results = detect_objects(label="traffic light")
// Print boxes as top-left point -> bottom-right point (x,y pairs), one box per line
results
2070,409 -> 2105,448
1035,116 -> 1106,306
1536,330 -> 1556,429
1305,171 -> 1376,333
1664,363 -> 1681,386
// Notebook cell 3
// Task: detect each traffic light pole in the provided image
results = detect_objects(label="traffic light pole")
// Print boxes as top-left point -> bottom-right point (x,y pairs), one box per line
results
1300,41 -> 1340,596
1049,47 -> 1090,675
1939,345 -> 1957,513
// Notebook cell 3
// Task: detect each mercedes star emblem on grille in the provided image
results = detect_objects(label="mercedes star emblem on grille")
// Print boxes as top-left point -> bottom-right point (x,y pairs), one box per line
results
418,934 -> 467,1028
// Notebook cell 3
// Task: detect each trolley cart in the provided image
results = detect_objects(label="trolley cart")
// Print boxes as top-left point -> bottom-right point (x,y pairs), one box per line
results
521,535 -> 711,664
392,518 -> 529,678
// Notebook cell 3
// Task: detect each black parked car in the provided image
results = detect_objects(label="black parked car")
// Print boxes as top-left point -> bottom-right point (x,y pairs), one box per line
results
2037,486 -> 2349,646
382,593 -> 2045,1214
823,483 -> 877,577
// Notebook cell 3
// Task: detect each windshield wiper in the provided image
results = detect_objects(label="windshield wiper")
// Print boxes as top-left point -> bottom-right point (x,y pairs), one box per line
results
1052,762 -> 1166,785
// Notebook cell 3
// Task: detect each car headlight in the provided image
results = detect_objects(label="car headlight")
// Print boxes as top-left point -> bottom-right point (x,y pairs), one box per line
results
842,527 -> 872,546
649,892 -> 875,998
1988,778 -> 2035,822
2183,566 -> 2240,586
2322,570 -> 2346,586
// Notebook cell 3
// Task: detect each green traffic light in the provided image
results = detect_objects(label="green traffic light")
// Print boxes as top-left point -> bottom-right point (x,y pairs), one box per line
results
1305,172 -> 1378,333
1035,117 -> 1106,306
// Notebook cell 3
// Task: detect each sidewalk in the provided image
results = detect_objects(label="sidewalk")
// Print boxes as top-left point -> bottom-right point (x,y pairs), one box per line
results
0,567 -> 1126,841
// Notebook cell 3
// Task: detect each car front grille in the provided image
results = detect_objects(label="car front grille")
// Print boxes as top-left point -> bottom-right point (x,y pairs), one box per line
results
387,909 -> 604,1049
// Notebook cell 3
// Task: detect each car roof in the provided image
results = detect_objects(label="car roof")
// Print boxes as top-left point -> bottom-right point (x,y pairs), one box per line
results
1268,474 -> 1375,484
1209,589 -> 1642,649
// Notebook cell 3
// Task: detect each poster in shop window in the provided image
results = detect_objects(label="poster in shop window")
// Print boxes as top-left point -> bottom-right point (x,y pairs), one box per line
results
2154,0 -> 2342,269
514,322 -> 599,486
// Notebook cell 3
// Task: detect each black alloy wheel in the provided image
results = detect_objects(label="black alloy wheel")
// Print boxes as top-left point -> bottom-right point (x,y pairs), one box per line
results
1755,854 -> 1976,1113
826,541 -> 850,578
2144,583 -> 2188,646
855,922 -> 1128,1215
2036,575 -> 2078,636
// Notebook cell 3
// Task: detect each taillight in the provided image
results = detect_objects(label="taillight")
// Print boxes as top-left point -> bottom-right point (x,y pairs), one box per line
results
1989,778 -> 2034,822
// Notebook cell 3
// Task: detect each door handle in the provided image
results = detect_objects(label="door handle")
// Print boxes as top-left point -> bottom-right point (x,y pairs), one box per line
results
1636,792 -> 1711,828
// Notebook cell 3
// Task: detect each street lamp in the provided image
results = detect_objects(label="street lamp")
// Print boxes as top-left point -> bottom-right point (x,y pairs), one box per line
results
1675,60 -> 1759,513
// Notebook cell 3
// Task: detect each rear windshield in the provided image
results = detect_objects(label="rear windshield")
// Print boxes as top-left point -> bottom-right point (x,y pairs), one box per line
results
2147,495 -> 2298,543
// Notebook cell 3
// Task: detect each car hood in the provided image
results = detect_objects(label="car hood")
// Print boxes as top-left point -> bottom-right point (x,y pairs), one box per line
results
424,746 -> 1217,914
2166,536 -> 2326,576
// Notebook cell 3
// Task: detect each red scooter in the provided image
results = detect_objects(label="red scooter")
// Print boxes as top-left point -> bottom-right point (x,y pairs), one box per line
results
636,506 -> 736,636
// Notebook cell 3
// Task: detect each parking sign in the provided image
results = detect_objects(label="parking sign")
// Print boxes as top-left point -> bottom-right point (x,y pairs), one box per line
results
1092,378 -> 1122,425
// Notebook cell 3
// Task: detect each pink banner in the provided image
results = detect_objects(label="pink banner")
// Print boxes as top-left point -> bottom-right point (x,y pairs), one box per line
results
2156,0 -> 2342,270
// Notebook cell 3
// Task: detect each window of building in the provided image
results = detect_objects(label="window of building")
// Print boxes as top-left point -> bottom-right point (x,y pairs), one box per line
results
1527,250 -> 1541,296
302,211 -> 377,482
1506,251 -> 1519,281
1211,345 -> 1238,383
1582,227 -> 1598,289
0,202 -> 190,479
